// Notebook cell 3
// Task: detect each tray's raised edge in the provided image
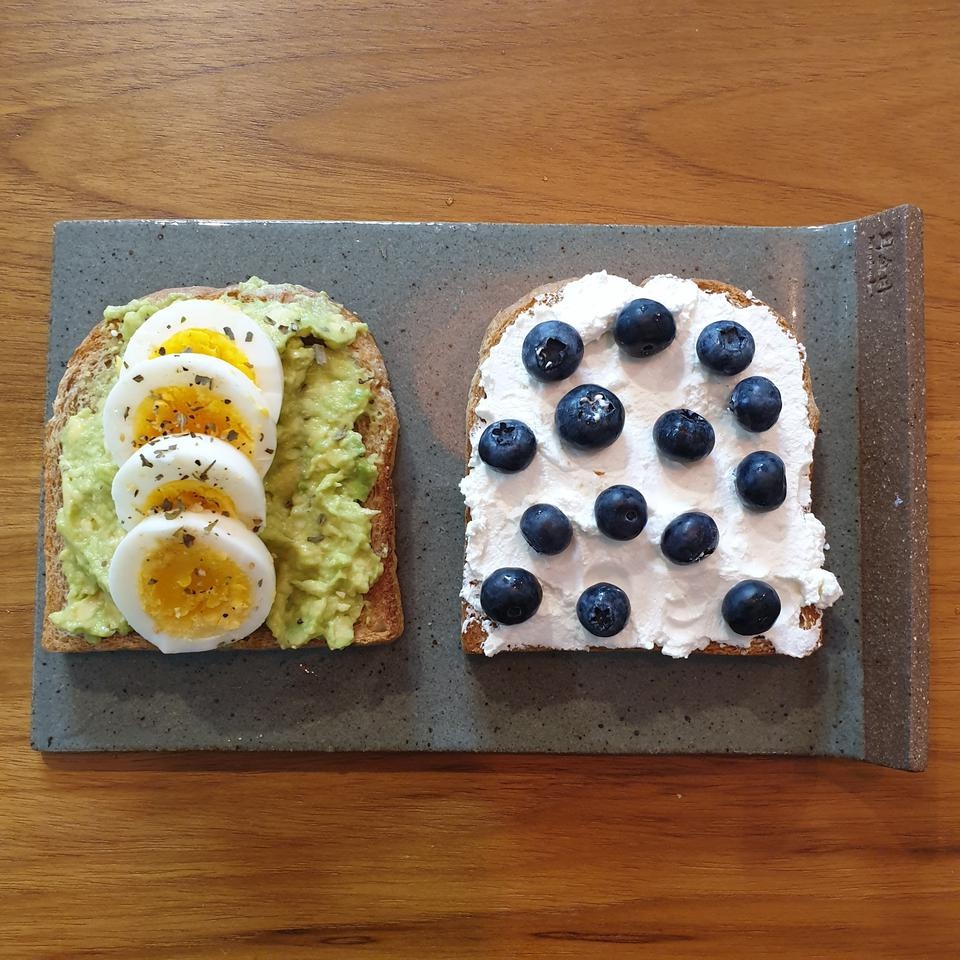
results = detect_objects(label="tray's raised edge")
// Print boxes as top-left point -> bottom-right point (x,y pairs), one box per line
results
31,226 -> 61,750
50,215 -> 871,232
856,204 -> 928,772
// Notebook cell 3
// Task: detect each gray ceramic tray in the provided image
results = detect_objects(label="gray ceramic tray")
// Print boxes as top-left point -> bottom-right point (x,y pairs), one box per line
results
32,207 -> 928,770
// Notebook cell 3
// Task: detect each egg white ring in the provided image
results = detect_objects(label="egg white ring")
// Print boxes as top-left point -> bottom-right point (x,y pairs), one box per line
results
107,511 -> 277,654
103,353 -> 277,476
123,299 -> 284,421
111,434 -> 267,531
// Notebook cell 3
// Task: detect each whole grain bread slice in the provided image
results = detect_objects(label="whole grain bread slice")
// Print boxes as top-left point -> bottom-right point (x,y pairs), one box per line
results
42,282 -> 402,652
461,277 -> 821,656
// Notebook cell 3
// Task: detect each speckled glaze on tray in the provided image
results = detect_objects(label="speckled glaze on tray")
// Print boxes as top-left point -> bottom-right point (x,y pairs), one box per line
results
32,208 -> 928,770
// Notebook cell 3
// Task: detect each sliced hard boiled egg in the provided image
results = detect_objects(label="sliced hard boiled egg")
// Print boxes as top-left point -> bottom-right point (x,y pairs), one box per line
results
102,353 -> 277,476
123,300 -> 284,420
111,434 -> 266,532
108,511 -> 276,654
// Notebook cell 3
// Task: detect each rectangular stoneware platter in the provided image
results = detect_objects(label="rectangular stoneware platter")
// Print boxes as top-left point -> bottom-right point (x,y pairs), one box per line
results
32,208 -> 928,770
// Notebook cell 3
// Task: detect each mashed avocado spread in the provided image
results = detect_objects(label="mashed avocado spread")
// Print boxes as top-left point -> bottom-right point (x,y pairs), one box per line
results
50,277 -> 383,649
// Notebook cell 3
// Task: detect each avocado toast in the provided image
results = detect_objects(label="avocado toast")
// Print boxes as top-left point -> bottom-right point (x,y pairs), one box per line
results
43,278 -> 402,652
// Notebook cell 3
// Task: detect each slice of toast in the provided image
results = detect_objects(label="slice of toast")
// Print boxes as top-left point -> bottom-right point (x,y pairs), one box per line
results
42,282 -> 402,652
462,276 -> 825,656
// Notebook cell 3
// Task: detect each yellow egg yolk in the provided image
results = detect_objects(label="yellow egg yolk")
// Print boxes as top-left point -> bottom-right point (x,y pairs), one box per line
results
138,535 -> 252,638
143,480 -> 238,519
132,386 -> 257,460
153,329 -> 257,382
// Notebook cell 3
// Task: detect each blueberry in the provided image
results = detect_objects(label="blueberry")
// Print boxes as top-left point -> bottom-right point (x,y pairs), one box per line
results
722,579 -> 781,635
653,408 -> 715,462
555,384 -> 625,450
660,511 -> 719,565
735,451 -> 787,511
594,485 -> 647,541
480,567 -> 542,625
696,320 -> 755,375
521,320 -> 584,382
729,376 -> 782,432
520,503 -> 573,555
614,298 -> 676,358
576,582 -> 631,637
478,419 -> 537,472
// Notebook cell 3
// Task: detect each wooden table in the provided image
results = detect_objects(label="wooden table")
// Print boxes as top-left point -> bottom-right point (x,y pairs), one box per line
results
2,2 -> 957,956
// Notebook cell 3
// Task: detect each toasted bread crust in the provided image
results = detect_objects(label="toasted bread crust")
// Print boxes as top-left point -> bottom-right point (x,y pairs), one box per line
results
42,283 -> 402,652
461,277 -> 822,656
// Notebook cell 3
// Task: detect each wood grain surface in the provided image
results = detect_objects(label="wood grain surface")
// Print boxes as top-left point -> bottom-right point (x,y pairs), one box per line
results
2,1 -> 958,957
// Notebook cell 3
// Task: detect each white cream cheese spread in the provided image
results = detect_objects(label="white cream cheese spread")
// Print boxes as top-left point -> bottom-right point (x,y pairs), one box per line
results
460,272 -> 842,657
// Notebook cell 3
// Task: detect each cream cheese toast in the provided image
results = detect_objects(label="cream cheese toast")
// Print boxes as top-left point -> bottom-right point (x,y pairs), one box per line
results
461,273 -> 841,657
